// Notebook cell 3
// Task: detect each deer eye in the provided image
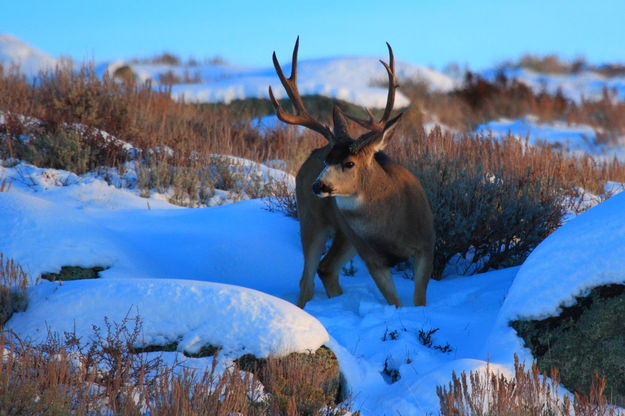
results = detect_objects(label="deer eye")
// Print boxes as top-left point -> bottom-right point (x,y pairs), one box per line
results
343,161 -> 355,169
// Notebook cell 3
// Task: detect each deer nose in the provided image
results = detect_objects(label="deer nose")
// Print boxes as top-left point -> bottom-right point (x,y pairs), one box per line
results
312,180 -> 332,196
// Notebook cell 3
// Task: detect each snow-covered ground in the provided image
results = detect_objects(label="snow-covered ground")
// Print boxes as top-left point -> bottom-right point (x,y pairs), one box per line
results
483,66 -> 625,102
476,114 -> 625,161
2,157 -> 624,415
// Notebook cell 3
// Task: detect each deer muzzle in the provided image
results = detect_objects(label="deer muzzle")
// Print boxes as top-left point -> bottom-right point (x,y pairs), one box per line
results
312,180 -> 333,197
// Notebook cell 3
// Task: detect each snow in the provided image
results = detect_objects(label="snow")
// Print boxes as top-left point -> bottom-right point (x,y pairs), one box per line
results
483,67 -> 625,102
476,114 -> 625,160
102,56 -> 457,109
0,34 -> 58,78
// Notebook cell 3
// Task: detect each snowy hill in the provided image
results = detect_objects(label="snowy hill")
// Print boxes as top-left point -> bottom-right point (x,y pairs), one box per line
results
0,34 -> 58,77
103,56 -> 458,108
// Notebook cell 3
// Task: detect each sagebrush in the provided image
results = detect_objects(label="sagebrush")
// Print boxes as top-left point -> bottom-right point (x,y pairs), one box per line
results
437,354 -> 624,416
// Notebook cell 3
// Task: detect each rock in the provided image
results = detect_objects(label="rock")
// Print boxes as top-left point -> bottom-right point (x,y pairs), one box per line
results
236,346 -> 342,414
511,283 -> 625,405
41,265 -> 108,281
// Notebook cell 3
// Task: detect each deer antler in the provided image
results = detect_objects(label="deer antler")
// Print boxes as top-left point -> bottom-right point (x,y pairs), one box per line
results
268,37 -> 334,142
342,42 -> 399,133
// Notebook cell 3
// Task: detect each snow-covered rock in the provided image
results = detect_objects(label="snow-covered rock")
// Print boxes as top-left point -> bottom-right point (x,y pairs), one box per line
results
487,190 -> 625,363
7,278 -> 329,358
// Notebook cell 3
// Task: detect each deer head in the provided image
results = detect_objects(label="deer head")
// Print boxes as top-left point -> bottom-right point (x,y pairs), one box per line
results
269,37 -> 402,200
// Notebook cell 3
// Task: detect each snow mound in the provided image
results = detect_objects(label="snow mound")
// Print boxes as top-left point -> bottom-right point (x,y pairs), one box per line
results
0,162 -> 302,297
0,188 -> 162,281
103,56 -> 457,108
7,278 -> 329,358
486,191 -> 625,363
0,34 -> 58,77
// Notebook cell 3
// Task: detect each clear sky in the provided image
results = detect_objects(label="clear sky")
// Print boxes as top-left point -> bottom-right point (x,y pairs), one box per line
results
3,0 -> 625,70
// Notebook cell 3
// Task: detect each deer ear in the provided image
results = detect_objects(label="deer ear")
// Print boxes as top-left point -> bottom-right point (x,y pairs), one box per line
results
362,112 -> 403,153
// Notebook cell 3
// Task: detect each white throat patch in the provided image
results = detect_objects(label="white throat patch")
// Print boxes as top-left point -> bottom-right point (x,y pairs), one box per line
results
335,195 -> 362,211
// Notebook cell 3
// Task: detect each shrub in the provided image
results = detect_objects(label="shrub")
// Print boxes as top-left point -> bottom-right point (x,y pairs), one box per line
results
263,180 -> 298,218
404,130 -> 565,278
436,354 -> 623,416
0,253 -> 29,326
8,127 -> 128,175
0,176 -> 11,192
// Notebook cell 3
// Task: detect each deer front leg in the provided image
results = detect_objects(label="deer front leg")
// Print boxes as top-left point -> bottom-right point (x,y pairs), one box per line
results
317,230 -> 356,298
412,248 -> 433,306
297,225 -> 330,308
365,263 -> 402,307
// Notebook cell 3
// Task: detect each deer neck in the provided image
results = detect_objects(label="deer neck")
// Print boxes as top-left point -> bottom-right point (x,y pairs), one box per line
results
334,194 -> 363,211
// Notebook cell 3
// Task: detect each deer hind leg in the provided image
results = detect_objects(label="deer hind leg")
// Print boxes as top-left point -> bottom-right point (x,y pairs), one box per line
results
317,230 -> 356,298
412,249 -> 433,306
366,263 -> 402,307
297,224 -> 331,308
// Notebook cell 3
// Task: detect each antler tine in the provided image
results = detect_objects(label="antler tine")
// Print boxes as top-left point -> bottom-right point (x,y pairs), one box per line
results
341,42 -> 399,133
269,37 -> 334,141
379,42 -> 397,123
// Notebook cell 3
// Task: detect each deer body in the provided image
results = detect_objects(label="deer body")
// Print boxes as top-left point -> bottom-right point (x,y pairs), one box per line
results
269,39 -> 434,308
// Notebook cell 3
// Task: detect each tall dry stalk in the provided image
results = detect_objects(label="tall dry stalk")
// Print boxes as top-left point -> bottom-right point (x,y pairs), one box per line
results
437,354 -> 623,416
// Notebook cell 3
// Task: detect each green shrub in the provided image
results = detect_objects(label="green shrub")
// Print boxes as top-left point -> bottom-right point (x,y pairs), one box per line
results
9,127 -> 127,175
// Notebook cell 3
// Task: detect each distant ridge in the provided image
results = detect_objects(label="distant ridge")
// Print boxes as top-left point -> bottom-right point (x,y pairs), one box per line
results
0,34 -> 58,77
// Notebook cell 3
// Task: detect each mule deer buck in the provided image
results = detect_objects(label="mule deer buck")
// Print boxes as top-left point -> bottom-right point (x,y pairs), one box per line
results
269,38 -> 434,308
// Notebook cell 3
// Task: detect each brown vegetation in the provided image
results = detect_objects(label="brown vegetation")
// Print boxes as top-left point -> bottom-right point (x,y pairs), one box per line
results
0,327 -> 349,416
0,253 -> 29,326
437,354 -> 624,416
402,72 -> 625,138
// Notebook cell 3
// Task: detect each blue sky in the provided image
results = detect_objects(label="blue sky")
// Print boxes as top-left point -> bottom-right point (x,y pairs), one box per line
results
3,0 -> 624,69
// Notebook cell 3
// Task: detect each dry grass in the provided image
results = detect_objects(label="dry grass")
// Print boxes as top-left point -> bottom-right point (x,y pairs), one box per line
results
437,354 -> 624,416
0,176 -> 11,192
0,253 -> 29,326
0,316 -> 350,416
